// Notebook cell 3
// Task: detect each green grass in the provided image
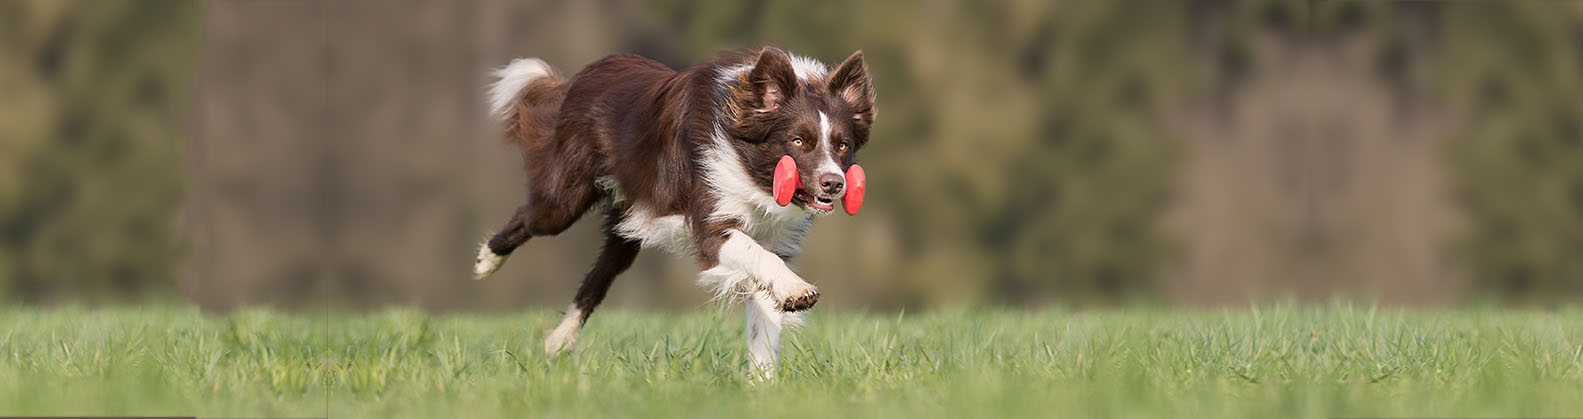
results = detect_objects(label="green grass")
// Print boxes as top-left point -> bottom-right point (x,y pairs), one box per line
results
2,304 -> 1581,418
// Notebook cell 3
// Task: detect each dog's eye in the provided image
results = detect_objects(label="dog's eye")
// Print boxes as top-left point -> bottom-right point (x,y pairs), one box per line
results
790,137 -> 804,147
837,142 -> 849,152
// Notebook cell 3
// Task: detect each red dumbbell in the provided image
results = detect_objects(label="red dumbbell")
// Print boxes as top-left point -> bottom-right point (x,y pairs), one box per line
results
772,156 -> 801,207
772,155 -> 864,215
842,164 -> 865,215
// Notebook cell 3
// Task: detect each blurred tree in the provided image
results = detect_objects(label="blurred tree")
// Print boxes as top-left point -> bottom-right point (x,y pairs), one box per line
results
1435,3 -> 1583,303
0,0 -> 199,302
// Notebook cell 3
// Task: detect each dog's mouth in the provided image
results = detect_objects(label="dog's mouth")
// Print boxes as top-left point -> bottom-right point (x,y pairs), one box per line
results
793,189 -> 836,212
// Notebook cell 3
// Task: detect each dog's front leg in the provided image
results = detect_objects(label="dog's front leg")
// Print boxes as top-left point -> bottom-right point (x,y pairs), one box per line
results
696,228 -> 818,378
698,229 -> 820,311
743,289 -> 785,378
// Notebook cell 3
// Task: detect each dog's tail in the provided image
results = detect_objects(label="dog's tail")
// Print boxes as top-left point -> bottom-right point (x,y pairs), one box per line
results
488,58 -> 567,147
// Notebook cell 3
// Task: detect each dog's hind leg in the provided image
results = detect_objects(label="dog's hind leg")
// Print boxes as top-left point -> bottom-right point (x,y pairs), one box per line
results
474,170 -> 601,280
474,206 -> 532,279
546,211 -> 642,355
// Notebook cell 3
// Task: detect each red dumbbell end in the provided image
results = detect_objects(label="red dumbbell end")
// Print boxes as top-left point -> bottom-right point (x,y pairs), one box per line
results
773,156 -> 798,206
842,164 -> 865,215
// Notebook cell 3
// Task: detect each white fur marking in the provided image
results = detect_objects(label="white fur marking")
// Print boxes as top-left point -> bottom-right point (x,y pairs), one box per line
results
790,54 -> 829,81
697,263 -> 751,302
544,304 -> 583,355
819,112 -> 832,145
814,112 -> 845,197
488,58 -> 553,119
715,63 -> 753,86
614,205 -> 692,254
701,230 -> 816,303
714,54 -> 828,85
473,241 -> 507,280
744,289 -> 807,379
745,290 -> 783,378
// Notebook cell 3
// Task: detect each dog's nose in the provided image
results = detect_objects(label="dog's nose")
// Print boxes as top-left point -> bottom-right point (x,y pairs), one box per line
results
818,173 -> 845,195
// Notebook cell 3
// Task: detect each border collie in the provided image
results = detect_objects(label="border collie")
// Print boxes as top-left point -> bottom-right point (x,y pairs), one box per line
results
472,46 -> 875,377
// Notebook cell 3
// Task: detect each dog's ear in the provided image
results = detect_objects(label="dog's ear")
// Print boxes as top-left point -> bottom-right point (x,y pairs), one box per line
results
743,47 -> 799,115
828,50 -> 875,126
731,47 -> 799,142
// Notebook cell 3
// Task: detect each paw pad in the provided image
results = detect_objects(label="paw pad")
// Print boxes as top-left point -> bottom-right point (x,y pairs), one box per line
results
780,289 -> 820,312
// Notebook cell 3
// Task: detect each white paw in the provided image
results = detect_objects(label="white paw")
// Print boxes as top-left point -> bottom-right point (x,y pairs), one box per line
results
544,327 -> 578,355
473,243 -> 507,280
544,307 -> 583,355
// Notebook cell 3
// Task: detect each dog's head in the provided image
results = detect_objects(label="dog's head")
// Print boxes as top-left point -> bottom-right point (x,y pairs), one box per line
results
726,47 -> 875,214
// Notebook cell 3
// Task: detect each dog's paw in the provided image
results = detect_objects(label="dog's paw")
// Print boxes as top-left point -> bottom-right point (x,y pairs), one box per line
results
545,307 -> 584,355
778,284 -> 820,312
473,243 -> 507,280
544,327 -> 578,355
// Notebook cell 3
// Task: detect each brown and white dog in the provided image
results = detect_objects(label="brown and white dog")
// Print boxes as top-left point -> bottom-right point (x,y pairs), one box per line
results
472,46 -> 874,376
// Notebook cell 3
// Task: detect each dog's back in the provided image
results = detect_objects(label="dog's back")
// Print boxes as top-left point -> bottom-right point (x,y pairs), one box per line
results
492,55 -> 714,219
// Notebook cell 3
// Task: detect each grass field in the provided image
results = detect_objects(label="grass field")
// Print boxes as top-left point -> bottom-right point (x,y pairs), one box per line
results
2,304 -> 1581,418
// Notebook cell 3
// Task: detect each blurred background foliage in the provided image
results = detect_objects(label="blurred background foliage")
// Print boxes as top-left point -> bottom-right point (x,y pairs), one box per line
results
1432,3 -> 1583,303
0,0 -> 1578,308
0,0 -> 199,302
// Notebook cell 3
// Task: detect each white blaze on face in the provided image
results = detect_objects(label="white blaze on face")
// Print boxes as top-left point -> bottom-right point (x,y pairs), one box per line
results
815,112 -> 845,198
819,111 -> 831,145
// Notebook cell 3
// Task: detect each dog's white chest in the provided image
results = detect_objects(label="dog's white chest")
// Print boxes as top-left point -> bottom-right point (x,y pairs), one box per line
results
613,205 -> 693,254
613,204 -> 812,258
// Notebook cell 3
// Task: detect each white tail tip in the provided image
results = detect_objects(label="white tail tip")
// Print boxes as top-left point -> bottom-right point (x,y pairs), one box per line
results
488,58 -> 553,119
